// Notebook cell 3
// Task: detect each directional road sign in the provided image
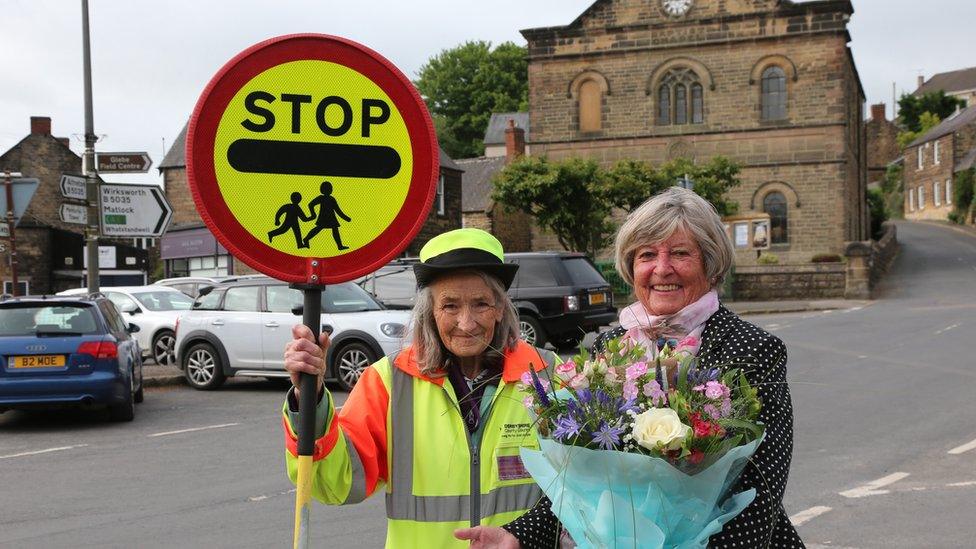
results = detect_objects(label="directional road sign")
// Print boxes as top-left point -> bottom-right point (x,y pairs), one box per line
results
186,33 -> 438,285
99,183 -> 173,237
0,222 -> 9,238
96,152 -> 152,173
60,174 -> 88,201
60,203 -> 88,225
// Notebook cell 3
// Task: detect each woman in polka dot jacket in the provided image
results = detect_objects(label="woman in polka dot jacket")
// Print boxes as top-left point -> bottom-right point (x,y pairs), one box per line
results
502,188 -> 803,548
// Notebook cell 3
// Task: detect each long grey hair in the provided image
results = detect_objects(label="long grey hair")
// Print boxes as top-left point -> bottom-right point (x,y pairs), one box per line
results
410,269 -> 520,377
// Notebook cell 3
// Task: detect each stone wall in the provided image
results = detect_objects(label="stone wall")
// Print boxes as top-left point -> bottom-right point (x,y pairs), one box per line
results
732,263 -> 846,300
869,221 -> 898,286
406,168 -> 463,255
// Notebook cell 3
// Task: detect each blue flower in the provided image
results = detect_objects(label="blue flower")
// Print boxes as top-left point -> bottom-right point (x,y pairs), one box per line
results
595,388 -> 612,409
565,398 -> 585,421
529,367 -> 551,408
551,414 -> 582,441
575,388 -> 593,405
592,420 -> 625,450
617,396 -> 638,414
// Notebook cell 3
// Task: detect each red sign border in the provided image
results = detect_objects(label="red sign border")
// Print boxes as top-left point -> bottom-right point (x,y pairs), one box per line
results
187,33 -> 438,285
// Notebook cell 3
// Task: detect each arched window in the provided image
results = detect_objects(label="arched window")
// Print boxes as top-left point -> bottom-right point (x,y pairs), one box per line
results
763,191 -> 788,244
761,66 -> 787,120
578,79 -> 603,132
658,84 -> 671,125
656,68 -> 704,126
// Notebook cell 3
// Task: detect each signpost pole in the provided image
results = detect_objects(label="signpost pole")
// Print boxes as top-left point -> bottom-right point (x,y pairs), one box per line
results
81,0 -> 100,293
292,283 -> 323,549
2,171 -> 20,296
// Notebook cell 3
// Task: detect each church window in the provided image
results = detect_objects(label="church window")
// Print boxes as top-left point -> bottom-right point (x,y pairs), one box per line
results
658,84 -> 671,125
761,66 -> 787,120
691,83 -> 704,124
763,191 -> 789,244
656,68 -> 704,126
578,79 -> 603,132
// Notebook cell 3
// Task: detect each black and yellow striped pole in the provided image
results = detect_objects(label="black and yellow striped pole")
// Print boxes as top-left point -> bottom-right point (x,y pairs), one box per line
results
293,286 -> 322,549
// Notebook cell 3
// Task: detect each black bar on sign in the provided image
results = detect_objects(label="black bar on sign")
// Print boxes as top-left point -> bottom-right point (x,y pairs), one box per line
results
227,139 -> 401,179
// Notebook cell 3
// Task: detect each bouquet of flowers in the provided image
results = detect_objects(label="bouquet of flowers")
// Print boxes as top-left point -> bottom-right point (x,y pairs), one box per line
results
518,335 -> 765,548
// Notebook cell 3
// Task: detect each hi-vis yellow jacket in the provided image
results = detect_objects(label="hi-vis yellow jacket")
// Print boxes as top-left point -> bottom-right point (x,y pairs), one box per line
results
283,341 -> 557,548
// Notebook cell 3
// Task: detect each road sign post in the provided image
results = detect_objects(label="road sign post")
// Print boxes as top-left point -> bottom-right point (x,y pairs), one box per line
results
187,34 -> 438,548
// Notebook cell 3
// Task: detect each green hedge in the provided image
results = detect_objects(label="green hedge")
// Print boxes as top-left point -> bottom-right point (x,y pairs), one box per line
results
594,261 -> 631,296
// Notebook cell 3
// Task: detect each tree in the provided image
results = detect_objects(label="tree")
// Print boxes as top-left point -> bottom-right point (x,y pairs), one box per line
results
492,156 -> 616,257
605,157 -> 741,215
415,41 -> 528,159
882,163 -> 904,219
896,111 -> 942,149
897,91 -> 965,133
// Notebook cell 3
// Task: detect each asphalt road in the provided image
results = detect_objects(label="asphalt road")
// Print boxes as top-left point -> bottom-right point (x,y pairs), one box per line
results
1,221 -> 974,548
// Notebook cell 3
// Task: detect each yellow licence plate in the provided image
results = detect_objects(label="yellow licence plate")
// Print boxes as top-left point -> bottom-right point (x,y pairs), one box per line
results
588,293 -> 606,305
11,355 -> 66,368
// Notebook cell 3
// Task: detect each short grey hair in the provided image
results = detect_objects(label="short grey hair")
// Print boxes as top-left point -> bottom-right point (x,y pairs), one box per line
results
614,187 -> 734,288
409,269 -> 520,377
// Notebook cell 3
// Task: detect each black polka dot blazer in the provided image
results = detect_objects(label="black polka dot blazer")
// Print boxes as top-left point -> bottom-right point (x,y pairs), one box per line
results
504,305 -> 804,548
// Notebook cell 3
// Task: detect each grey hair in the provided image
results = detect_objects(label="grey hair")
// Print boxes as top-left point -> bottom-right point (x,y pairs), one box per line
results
614,187 -> 734,288
410,269 -> 520,377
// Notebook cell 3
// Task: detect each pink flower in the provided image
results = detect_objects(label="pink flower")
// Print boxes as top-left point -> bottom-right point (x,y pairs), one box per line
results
555,361 -> 577,381
625,361 -> 648,381
604,367 -> 620,385
677,335 -> 699,350
643,380 -> 667,406
704,381 -> 726,400
522,395 -> 535,409
568,373 -> 590,390
693,384 -> 706,393
520,371 -> 533,386
623,381 -> 639,400
721,398 -> 732,416
703,403 -> 721,420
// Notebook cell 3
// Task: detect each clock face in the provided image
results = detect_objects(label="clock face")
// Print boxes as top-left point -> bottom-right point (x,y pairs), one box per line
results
661,0 -> 693,17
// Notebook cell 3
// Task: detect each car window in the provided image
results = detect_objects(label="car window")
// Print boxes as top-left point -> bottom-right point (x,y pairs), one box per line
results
0,304 -> 99,335
266,285 -> 302,313
170,283 -> 196,297
358,267 -> 416,307
223,286 -> 260,312
513,258 -> 558,288
132,291 -> 194,311
194,289 -> 224,310
106,292 -> 139,312
99,301 -> 127,335
561,257 -> 608,286
323,282 -> 382,313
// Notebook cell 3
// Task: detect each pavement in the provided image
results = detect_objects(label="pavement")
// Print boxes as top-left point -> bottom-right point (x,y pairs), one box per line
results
142,297 -> 871,388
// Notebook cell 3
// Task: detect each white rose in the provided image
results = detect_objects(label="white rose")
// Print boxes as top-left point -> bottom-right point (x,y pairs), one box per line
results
631,408 -> 691,451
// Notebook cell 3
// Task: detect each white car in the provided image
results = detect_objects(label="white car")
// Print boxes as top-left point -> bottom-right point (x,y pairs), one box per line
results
57,285 -> 193,366
173,277 -> 410,391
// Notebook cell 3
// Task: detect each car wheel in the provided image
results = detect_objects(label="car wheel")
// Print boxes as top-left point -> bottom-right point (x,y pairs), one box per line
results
152,330 -> 176,366
518,314 -> 547,348
184,342 -> 226,390
333,342 -> 375,392
109,375 -> 136,422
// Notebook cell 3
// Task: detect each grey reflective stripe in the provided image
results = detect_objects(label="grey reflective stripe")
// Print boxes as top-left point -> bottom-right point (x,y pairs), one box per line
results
388,362 -> 414,514
386,483 -> 541,522
341,432 -> 368,504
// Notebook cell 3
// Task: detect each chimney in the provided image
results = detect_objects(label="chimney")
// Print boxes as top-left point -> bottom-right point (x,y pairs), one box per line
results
504,119 -> 525,164
917,75 -> 925,89
30,116 -> 51,135
870,103 -> 886,121
57,137 -> 71,149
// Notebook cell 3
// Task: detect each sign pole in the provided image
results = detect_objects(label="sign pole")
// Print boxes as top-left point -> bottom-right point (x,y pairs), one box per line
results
81,0 -> 101,293
291,283 -> 323,549
2,171 -> 20,296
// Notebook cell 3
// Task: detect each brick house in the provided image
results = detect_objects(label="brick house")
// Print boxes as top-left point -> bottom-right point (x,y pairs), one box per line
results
0,116 -> 149,294
520,0 -> 869,264
903,106 -> 976,221
915,66 -> 976,109
865,103 -> 901,186
458,122 -> 533,252
158,122 -> 461,275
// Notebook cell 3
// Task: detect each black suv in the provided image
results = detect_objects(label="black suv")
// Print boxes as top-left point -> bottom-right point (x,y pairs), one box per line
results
506,252 -> 616,348
358,252 -> 617,348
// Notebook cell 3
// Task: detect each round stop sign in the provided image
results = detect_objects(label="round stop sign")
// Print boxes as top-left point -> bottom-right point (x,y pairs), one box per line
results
187,34 -> 438,284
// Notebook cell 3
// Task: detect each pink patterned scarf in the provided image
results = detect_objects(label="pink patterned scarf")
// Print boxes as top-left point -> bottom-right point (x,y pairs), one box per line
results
618,290 -> 719,359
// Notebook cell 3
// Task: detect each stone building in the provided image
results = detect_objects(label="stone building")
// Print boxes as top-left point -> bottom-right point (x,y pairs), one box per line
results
915,66 -> 976,108
0,116 -> 149,294
158,122 -> 461,276
903,106 -> 976,221
520,0 -> 869,264
483,113 -> 531,158
865,103 -> 901,186
458,122 -> 534,252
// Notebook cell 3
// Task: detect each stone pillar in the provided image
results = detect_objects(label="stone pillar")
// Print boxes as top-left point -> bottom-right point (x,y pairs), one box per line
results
844,241 -> 873,299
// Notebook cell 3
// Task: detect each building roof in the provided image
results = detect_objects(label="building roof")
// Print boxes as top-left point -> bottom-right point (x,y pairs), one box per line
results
957,147 -> 976,173
908,106 -> 976,147
915,66 -> 976,97
483,113 -> 529,145
159,119 -> 461,173
456,156 -> 506,212
159,122 -> 188,170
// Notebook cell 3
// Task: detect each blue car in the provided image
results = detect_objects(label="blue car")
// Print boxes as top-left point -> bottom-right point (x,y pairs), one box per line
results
0,294 -> 144,421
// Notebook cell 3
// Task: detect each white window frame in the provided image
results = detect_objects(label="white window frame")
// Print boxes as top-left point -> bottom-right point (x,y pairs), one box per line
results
946,178 -> 952,205
3,280 -> 29,295
909,188 -> 915,211
918,186 -> 925,209
436,174 -> 445,216
934,181 -> 942,206
917,146 -> 924,170
934,141 -> 941,165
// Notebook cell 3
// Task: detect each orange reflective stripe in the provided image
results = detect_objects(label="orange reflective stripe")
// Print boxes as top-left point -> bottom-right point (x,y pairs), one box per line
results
282,412 -> 340,461
336,365 -> 390,498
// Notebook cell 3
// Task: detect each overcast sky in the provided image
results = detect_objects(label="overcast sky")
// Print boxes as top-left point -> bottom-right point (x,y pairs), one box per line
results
2,0 -> 974,187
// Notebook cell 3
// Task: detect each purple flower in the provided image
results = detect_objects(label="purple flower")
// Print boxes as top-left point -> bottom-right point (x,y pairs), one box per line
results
703,403 -> 721,420
576,388 -> 593,405
622,381 -> 639,401
595,388 -> 612,409
704,381 -> 728,400
552,414 -> 582,441
643,380 -> 667,406
625,361 -> 648,381
592,421 -> 625,450
529,367 -> 551,408
618,396 -> 638,414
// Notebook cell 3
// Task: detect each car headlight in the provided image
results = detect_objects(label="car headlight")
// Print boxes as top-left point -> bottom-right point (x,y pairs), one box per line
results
380,323 -> 405,338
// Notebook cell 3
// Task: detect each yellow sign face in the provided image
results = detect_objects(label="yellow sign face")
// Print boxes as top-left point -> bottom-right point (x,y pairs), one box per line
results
213,60 -> 413,257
